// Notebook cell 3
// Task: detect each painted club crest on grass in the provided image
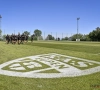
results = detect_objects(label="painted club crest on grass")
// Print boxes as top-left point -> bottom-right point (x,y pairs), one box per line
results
0,53 -> 100,78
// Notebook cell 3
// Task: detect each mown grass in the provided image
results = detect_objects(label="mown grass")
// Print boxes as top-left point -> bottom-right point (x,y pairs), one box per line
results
27,41 -> 100,61
27,41 -> 100,54
0,41 -> 100,90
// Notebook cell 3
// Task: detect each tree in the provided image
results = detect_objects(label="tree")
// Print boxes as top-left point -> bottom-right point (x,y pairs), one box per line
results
0,30 -> 2,36
82,34 -> 90,41
45,34 -> 55,40
89,27 -> 100,41
70,33 -> 83,41
69,33 -> 90,41
62,36 -> 68,40
23,31 -> 30,35
0,30 -> 2,40
2,35 -> 6,41
34,29 -> 42,36
38,36 -> 43,40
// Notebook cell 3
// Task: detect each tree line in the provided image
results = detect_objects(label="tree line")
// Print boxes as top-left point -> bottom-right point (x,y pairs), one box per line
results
46,27 -> 100,41
0,27 -> 100,41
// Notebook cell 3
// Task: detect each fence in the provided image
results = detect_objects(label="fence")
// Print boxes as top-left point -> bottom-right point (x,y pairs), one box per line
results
1,30 -> 86,41
40,32 -> 76,40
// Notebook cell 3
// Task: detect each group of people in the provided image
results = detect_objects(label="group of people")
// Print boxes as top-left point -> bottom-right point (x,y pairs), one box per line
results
5,33 -> 35,45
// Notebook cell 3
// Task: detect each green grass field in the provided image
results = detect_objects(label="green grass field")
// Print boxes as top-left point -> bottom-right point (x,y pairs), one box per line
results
0,41 -> 100,90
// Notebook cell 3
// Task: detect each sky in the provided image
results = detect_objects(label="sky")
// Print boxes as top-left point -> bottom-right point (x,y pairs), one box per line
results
0,0 -> 100,38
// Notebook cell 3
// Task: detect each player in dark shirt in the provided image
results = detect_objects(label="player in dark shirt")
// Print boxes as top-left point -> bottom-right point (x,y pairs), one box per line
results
5,34 -> 8,42
58,37 -> 60,41
17,33 -> 21,45
31,34 -> 35,42
25,34 -> 29,43
5,34 -> 10,44
15,34 -> 18,44
12,34 -> 16,44
10,34 -> 14,44
20,33 -> 25,44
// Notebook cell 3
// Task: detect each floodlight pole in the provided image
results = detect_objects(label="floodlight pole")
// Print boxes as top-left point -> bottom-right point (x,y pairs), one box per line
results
44,32 -> 45,40
4,29 -> 5,35
14,30 -> 15,34
0,15 -> 2,38
0,15 -> 2,31
62,33 -> 63,39
77,17 -> 80,40
30,30 -> 31,36
56,32 -> 57,39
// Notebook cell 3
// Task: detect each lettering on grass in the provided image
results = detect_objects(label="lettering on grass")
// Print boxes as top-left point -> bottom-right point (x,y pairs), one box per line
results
0,53 -> 100,78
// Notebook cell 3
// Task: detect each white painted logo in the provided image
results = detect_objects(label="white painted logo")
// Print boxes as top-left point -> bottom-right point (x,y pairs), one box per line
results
0,53 -> 100,78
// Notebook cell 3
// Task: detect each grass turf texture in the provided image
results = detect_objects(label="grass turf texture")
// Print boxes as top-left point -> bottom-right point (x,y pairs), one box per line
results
0,41 -> 100,90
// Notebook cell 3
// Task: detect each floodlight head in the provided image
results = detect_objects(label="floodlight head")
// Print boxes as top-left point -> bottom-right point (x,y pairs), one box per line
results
77,17 -> 80,20
0,15 -> 2,18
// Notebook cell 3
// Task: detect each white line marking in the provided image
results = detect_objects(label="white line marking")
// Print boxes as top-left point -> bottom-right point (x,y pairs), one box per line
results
0,53 -> 99,78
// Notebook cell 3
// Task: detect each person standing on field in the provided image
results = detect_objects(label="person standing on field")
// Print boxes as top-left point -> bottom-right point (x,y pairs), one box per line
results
5,34 -> 10,44
25,34 -> 29,43
20,33 -> 25,44
31,34 -> 35,42
17,33 -> 21,45
10,33 -> 13,44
